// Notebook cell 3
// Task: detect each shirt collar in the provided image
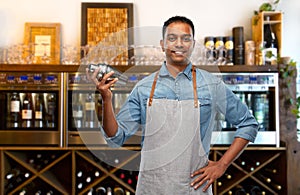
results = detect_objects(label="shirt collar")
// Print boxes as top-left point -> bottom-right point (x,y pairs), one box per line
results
159,62 -> 193,80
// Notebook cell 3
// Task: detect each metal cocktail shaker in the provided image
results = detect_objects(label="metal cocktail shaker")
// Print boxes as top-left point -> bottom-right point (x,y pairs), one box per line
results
88,63 -> 128,85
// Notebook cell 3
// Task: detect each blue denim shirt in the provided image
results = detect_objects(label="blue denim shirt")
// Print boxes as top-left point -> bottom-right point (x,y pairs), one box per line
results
101,62 -> 258,153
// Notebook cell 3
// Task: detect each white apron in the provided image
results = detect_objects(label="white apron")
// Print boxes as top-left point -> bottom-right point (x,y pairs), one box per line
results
136,66 -> 213,195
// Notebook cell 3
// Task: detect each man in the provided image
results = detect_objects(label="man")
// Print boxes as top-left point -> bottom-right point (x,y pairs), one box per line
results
87,16 -> 258,194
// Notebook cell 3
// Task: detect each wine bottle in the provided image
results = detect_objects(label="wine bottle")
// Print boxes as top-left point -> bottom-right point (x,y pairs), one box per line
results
107,187 -> 113,195
225,173 -> 232,180
234,186 -> 247,195
19,189 -> 27,195
257,173 -> 271,183
34,153 -> 44,170
35,190 -> 42,195
76,170 -> 84,189
114,187 -> 125,195
264,167 -> 277,174
225,36 -> 234,65
270,182 -> 282,190
21,93 -> 33,128
72,93 -> 83,128
250,186 -> 262,195
9,92 -> 21,128
5,168 -> 31,191
5,168 -> 21,190
85,93 -> 96,128
95,186 -> 106,195
264,18 -> 278,65
87,188 -> 94,195
46,93 -> 56,128
34,93 -> 45,128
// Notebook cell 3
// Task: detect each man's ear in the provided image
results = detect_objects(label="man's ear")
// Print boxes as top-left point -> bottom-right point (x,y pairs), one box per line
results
160,40 -> 165,52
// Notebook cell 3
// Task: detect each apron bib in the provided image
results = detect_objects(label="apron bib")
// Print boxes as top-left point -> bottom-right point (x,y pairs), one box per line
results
136,66 -> 213,195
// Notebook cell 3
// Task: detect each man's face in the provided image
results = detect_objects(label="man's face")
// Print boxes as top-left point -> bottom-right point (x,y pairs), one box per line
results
160,22 -> 195,66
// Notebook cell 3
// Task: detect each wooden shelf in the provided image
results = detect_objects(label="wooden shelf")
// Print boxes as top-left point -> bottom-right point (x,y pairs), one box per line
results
0,64 -> 279,73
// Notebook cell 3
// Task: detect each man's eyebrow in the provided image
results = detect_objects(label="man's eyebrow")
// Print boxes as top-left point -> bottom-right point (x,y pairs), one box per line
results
166,33 -> 192,36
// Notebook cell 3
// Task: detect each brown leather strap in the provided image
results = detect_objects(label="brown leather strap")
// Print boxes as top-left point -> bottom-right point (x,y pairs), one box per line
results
192,65 -> 198,108
148,71 -> 159,106
148,66 -> 198,108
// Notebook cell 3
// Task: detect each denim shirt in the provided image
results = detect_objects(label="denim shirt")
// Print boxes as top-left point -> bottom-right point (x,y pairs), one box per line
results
101,62 -> 258,154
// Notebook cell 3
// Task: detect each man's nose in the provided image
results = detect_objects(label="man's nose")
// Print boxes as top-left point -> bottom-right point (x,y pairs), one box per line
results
174,38 -> 184,46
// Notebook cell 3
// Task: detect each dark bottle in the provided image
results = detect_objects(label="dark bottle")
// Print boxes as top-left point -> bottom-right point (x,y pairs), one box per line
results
264,167 -> 277,174
232,26 -> 245,65
253,94 -> 266,131
95,186 -> 106,195
85,93 -> 97,128
250,186 -> 262,195
34,93 -> 45,128
264,18 -> 278,65
21,93 -> 33,128
257,173 -> 271,183
234,186 -> 247,195
72,93 -> 83,128
5,168 -> 21,190
107,187 -> 113,195
9,92 -> 21,128
204,36 -> 215,64
46,93 -> 56,128
114,187 -> 125,195
5,168 -> 30,191
225,36 -> 234,65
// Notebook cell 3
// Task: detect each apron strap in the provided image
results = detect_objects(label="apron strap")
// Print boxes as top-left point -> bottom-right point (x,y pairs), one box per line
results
148,66 -> 198,108
192,65 -> 198,108
148,71 -> 159,106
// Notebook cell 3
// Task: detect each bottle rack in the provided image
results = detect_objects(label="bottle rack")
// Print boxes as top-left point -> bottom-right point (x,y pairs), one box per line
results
1,148 -> 141,195
252,11 -> 282,57
0,147 -> 286,195
211,147 -> 287,195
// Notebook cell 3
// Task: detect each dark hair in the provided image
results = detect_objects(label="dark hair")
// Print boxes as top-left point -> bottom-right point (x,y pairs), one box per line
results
162,16 -> 195,39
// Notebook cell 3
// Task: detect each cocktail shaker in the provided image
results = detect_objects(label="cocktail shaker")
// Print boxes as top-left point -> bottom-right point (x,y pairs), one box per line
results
88,63 -> 128,85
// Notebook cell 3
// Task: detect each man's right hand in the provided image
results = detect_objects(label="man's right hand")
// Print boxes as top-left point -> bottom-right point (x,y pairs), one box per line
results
85,67 -> 118,102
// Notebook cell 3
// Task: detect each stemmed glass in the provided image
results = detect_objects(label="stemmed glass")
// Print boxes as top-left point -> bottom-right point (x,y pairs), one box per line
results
80,44 -> 90,65
24,43 -> 38,64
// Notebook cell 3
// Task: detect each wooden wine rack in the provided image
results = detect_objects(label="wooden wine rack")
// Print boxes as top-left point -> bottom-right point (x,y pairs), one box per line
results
211,147 -> 287,195
0,146 -> 286,195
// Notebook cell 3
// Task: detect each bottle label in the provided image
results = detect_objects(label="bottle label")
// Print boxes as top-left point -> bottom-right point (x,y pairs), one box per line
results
215,40 -> 224,49
73,110 -> 83,118
225,41 -> 234,50
85,102 -> 95,111
10,101 -> 20,112
35,111 -> 42,119
205,40 -> 214,49
22,110 -> 32,119
264,48 -> 277,64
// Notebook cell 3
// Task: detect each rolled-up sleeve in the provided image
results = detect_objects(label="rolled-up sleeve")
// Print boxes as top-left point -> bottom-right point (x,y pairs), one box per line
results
216,80 -> 259,143
101,86 -> 144,147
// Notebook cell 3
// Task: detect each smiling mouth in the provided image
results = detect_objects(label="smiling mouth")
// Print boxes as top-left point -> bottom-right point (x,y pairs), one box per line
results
172,50 -> 185,55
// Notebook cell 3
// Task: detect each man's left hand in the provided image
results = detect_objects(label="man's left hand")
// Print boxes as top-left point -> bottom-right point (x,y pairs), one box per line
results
190,160 -> 227,192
